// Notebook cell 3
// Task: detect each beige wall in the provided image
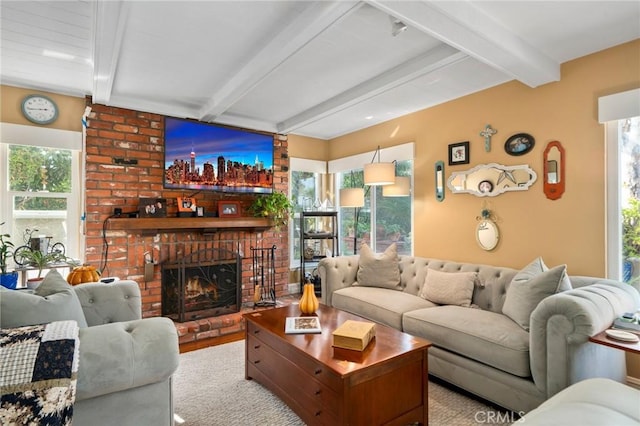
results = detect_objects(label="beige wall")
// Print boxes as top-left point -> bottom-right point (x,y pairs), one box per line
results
288,134 -> 329,160
316,39 -> 639,276
0,85 -> 86,132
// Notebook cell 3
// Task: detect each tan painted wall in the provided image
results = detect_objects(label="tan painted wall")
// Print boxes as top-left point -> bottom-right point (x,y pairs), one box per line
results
288,134 -> 329,160
322,39 -> 640,276
0,85 -> 86,132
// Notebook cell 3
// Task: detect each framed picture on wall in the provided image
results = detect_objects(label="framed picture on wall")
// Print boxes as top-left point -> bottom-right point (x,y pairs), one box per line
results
218,201 -> 241,218
448,141 -> 470,165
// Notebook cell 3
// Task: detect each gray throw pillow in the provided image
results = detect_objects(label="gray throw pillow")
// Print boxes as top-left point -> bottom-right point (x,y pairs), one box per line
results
356,243 -> 401,290
0,270 -> 88,329
510,257 -> 572,291
419,269 -> 477,307
502,264 -> 571,331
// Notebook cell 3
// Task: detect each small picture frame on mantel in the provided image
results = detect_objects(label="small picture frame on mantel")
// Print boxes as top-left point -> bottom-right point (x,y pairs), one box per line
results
448,141 -> 470,166
218,201 -> 241,218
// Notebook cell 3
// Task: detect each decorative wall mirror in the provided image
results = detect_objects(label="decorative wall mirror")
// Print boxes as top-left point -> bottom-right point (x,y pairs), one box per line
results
543,141 -> 565,200
435,161 -> 445,202
447,163 -> 537,197
476,220 -> 499,251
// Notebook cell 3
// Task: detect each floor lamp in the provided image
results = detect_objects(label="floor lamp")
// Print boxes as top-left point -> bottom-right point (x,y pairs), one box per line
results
339,188 -> 365,254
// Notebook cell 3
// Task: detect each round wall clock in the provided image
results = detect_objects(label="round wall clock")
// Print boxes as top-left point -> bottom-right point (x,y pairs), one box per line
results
21,94 -> 59,125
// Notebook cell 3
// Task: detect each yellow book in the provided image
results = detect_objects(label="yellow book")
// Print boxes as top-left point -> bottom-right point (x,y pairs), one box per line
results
332,320 -> 376,351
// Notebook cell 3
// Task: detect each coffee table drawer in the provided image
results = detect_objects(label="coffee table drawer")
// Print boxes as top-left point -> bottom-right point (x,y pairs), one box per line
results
247,321 -> 342,392
247,335 -> 340,420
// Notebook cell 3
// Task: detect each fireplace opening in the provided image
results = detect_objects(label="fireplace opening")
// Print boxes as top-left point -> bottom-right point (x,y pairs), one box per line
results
161,248 -> 241,322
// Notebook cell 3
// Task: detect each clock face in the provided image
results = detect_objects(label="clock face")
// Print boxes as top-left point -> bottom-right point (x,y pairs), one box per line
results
21,95 -> 58,125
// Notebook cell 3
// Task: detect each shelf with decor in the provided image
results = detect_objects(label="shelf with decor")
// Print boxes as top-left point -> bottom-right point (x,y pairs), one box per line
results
107,217 -> 272,235
300,211 -> 338,296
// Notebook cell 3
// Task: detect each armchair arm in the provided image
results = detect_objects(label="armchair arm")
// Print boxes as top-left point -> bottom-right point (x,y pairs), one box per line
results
529,282 -> 639,398
74,280 -> 142,326
76,317 -> 179,401
318,255 -> 359,306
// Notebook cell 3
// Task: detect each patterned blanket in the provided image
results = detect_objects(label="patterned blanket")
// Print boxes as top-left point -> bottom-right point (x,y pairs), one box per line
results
0,320 -> 80,426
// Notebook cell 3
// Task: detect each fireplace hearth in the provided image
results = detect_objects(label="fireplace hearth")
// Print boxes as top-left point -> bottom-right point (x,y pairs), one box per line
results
162,248 -> 241,322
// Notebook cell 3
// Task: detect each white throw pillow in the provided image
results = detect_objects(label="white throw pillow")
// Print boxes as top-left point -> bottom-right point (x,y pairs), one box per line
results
356,243 -> 401,290
419,269 -> 477,307
502,264 -> 571,331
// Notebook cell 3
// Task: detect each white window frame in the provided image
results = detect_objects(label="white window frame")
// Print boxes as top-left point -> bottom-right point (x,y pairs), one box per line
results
0,123 -> 83,262
599,89 -> 640,279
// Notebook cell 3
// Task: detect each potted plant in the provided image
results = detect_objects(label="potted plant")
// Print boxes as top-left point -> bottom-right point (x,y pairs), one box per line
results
0,222 -> 18,289
18,248 -> 71,289
248,191 -> 294,230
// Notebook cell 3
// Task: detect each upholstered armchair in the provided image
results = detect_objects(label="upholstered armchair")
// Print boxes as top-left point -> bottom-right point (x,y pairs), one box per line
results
1,271 -> 179,426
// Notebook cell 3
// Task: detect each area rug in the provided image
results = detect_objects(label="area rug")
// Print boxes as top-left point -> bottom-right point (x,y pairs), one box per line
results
173,340 -> 512,425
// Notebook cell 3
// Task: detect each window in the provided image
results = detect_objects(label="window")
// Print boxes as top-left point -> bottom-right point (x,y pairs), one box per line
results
1,124 -> 82,275
331,143 -> 414,256
600,89 -> 640,282
289,158 -> 328,268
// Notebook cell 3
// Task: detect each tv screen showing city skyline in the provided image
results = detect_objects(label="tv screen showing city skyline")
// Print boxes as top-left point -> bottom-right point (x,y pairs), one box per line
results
164,117 -> 274,194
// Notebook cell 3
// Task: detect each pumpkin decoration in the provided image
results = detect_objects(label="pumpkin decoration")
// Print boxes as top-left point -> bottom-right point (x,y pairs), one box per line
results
67,264 -> 100,285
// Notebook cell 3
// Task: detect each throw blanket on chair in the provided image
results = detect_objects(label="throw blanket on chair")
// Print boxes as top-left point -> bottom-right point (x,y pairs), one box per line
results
0,320 -> 80,426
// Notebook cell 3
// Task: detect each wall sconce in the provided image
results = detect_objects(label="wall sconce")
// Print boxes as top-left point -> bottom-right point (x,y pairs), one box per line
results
364,146 -> 395,186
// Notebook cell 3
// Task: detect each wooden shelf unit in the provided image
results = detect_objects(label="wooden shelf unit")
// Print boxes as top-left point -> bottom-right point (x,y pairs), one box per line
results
107,217 -> 272,235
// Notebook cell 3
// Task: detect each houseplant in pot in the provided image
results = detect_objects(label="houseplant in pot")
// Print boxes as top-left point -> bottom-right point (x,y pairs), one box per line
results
0,222 -> 18,289
248,191 -> 294,230
17,248 -> 71,289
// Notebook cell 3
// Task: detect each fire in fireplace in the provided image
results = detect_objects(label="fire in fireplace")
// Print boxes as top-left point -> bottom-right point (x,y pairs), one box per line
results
161,248 -> 241,322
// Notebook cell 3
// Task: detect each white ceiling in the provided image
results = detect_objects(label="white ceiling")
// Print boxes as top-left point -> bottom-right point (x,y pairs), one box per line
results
2,1 -> 638,140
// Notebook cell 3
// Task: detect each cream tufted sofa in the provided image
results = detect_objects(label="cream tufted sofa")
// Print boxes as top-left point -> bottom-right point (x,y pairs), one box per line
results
318,255 -> 640,413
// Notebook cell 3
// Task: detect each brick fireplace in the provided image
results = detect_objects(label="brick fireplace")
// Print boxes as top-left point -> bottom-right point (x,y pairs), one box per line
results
83,101 -> 290,345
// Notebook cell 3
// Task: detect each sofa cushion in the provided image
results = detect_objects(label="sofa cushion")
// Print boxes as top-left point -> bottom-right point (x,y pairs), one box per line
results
419,269 -> 476,307
0,270 -> 88,329
502,264 -> 571,331
403,305 -> 531,377
332,286 -> 436,329
356,243 -> 401,290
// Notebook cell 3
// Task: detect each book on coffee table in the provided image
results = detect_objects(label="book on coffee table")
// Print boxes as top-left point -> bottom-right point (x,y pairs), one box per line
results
285,316 -> 322,334
332,320 -> 376,351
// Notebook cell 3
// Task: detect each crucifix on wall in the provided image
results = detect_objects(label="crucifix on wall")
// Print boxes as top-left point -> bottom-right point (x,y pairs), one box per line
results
480,124 -> 498,152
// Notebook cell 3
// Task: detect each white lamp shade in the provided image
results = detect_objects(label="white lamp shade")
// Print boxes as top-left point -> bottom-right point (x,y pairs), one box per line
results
383,176 -> 410,197
339,188 -> 365,207
364,162 -> 395,186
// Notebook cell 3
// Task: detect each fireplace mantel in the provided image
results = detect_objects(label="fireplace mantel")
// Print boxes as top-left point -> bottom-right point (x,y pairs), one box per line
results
107,217 -> 272,235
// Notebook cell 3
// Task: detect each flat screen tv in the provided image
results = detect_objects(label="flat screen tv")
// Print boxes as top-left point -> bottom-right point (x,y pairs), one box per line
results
164,117 -> 274,194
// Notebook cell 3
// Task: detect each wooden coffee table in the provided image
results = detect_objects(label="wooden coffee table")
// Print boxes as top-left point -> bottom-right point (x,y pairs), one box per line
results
243,304 -> 431,425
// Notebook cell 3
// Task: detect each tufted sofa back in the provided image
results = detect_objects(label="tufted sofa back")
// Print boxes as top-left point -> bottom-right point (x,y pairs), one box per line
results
398,256 -> 518,313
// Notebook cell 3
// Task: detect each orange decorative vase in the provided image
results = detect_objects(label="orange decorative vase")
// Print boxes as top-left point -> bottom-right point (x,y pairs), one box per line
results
299,283 -> 319,315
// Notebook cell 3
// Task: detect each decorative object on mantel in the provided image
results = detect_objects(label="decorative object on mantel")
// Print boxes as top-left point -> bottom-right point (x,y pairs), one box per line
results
504,133 -> 535,156
479,124 -> 497,152
177,197 -> 197,217
448,141 -> 470,165
138,198 -> 167,218
435,161 -> 445,202
248,191 -> 294,230
475,204 -> 500,251
299,281 -> 319,315
543,140 -> 565,200
447,163 -> 537,197
218,200 -> 241,218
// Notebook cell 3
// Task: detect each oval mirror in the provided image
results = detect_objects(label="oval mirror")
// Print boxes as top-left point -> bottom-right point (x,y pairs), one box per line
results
447,163 -> 537,197
476,220 -> 499,251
